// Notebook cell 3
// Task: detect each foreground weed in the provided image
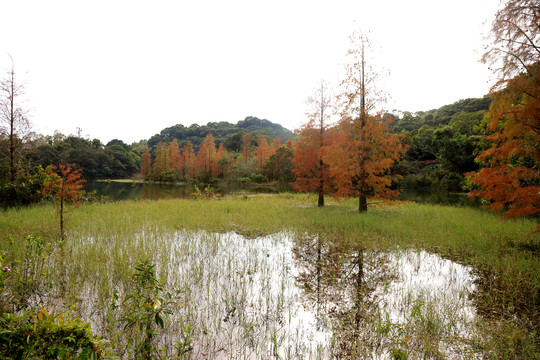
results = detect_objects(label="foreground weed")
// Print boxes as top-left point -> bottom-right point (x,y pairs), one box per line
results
112,259 -> 190,360
7,234 -> 59,311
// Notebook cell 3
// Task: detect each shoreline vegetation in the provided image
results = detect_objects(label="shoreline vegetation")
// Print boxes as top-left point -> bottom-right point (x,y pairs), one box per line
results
0,193 -> 538,358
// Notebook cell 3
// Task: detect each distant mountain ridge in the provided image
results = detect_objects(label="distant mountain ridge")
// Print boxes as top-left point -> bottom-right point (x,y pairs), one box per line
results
147,116 -> 294,150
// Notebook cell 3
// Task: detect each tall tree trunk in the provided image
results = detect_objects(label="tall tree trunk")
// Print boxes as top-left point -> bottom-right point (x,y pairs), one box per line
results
358,178 -> 367,213
9,66 -> 16,184
318,155 -> 324,206
318,81 -> 325,207
60,196 -> 64,240
357,42 -> 368,214
316,236 -> 321,314
358,195 -> 367,213
8,67 -> 17,202
318,178 -> 324,207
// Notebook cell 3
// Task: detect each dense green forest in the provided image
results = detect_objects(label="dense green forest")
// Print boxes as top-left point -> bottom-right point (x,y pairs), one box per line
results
391,97 -> 492,191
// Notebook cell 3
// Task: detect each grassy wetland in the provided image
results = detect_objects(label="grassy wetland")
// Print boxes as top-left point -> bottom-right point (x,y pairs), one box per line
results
0,193 -> 538,359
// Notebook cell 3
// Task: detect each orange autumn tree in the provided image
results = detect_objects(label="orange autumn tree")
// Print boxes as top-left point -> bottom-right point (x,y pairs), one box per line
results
140,147 -> 152,178
271,137 -> 281,156
292,80 -> 335,206
195,133 -> 217,180
152,142 -> 168,178
168,139 -> 183,176
468,0 -> 540,217
285,139 -> 293,150
325,115 -> 405,212
255,136 -> 271,170
213,143 -> 226,178
195,142 -> 208,179
42,164 -> 85,240
241,132 -> 252,164
326,32 -> 405,212
182,141 -> 196,178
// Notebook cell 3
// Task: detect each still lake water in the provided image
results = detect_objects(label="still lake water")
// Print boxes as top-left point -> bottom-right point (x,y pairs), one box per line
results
84,180 -> 476,206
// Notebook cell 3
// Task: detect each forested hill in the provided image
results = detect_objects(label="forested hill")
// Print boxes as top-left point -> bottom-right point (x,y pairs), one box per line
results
390,97 -> 492,133
148,116 -> 294,150
389,97 -> 493,191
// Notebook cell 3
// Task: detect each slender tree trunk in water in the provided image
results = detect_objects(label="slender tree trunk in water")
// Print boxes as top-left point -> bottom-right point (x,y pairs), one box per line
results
316,237 -> 321,309
354,245 -> 364,328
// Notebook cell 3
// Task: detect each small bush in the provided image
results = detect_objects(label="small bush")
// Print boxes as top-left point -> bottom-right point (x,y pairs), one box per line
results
0,308 -> 105,359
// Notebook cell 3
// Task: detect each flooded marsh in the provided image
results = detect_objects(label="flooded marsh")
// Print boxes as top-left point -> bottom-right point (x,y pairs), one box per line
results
11,230 -> 487,359
1,196 -> 538,358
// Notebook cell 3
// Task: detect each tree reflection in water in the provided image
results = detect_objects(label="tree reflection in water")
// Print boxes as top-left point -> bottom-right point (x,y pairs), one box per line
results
292,234 -> 479,359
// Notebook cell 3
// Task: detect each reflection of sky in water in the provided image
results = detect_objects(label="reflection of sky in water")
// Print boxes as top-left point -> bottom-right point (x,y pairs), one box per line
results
294,237 -> 481,359
166,231 -> 332,359
68,231 -> 481,359
375,249 -> 476,325
371,249 -> 479,359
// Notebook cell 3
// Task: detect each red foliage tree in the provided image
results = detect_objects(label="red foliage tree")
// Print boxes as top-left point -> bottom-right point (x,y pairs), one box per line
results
468,65 -> 540,217
140,147 -> 152,178
195,133 -> 217,180
292,127 -> 328,201
256,136 -> 271,170
285,139 -> 293,150
182,141 -> 196,178
168,139 -> 183,176
195,142 -> 207,178
42,164 -> 85,240
325,115 -> 405,212
152,142 -> 170,178
325,32 -> 405,212
241,133 -> 252,164
214,143 -> 226,178
468,0 -> 540,218
271,137 -> 281,156
292,80 -> 334,206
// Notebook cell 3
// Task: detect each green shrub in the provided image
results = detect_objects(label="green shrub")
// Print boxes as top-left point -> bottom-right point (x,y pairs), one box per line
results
0,309 -> 105,359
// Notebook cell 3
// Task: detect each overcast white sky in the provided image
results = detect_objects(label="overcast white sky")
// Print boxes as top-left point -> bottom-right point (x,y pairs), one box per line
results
1,0 -> 499,144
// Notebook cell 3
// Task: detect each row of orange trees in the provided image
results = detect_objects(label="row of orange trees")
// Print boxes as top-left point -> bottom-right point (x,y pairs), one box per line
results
140,132 -> 295,183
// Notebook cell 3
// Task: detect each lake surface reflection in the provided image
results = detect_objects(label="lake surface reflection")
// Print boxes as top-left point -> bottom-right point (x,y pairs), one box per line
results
293,235 -> 481,359
83,181 -> 196,201
85,180 -> 477,207
398,189 -> 478,207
